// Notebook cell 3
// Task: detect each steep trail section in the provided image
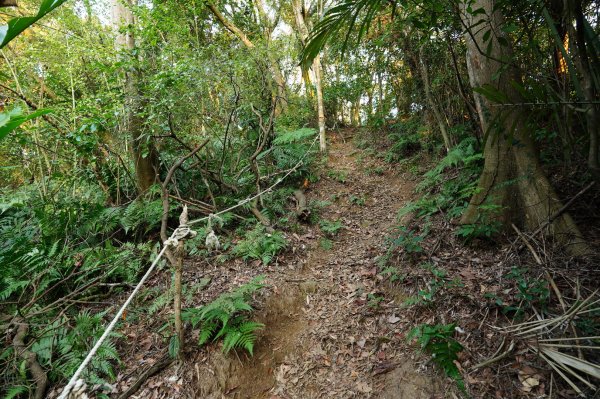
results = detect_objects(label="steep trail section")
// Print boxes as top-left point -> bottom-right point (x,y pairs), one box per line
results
122,133 -> 447,398
231,134 -> 446,398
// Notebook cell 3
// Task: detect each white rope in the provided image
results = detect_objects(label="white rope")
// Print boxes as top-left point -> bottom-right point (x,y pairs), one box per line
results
188,134 -> 319,227
57,242 -> 171,399
58,134 -> 318,397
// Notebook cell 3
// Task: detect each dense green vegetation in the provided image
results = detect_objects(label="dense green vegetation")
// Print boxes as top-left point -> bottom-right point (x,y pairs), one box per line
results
0,0 -> 598,397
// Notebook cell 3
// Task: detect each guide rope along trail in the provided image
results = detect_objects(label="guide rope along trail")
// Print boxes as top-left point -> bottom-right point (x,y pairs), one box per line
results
57,134 -> 318,399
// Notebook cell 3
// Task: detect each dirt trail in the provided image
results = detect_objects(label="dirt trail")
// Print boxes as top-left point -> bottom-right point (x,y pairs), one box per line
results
209,136 -> 447,398
125,134 -> 449,399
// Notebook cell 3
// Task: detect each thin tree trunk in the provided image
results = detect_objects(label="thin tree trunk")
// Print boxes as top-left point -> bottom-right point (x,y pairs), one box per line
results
418,44 -> 452,152
459,0 -> 588,255
352,99 -> 361,126
446,34 -> 481,143
377,70 -> 384,117
293,0 -> 326,152
314,55 -> 327,151
572,1 -> 600,182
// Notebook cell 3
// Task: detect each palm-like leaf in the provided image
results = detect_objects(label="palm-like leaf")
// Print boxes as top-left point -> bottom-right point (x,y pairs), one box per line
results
300,0 -> 388,68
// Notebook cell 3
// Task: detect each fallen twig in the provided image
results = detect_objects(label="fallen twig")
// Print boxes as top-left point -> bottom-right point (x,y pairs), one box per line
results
471,338 -> 515,371
117,353 -> 174,399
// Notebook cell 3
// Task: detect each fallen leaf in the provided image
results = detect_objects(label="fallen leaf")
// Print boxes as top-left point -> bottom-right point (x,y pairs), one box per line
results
356,381 -> 372,393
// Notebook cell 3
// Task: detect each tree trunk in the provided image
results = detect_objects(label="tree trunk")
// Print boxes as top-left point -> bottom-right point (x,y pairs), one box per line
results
293,0 -> 326,152
571,1 -> 600,182
377,70 -> 384,117
459,0 -> 588,255
352,99 -> 361,126
112,0 -> 159,194
418,44 -> 452,152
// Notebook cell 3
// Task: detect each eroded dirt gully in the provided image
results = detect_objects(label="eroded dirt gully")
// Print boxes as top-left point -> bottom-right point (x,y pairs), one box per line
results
126,133 -> 451,398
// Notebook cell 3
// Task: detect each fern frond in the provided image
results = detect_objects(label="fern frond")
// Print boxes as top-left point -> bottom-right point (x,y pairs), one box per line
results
199,320 -> 220,345
273,128 -> 316,145
3,385 -> 29,399
183,277 -> 266,355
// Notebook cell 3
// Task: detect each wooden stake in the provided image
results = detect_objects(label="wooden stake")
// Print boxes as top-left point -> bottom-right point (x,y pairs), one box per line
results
173,205 -> 192,358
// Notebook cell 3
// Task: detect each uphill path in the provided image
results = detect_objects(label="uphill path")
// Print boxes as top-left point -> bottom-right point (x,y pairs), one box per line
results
120,131 -> 452,399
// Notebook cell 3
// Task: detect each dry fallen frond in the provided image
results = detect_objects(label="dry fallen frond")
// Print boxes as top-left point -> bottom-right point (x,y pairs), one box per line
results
497,290 -> 600,395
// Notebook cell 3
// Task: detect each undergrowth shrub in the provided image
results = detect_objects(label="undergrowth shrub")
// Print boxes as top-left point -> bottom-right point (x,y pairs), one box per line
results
396,137 -> 484,230
454,203 -> 502,241
384,118 -> 432,162
0,180 -> 168,395
506,267 -> 550,314
183,276 -> 265,355
233,224 -> 287,265
319,219 -> 343,237
388,226 -> 427,254
408,323 -> 465,391
403,263 -> 464,306
272,128 -> 317,179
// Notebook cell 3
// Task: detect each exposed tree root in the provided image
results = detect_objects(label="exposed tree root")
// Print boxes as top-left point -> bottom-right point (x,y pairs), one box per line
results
293,189 -> 310,222
12,317 -> 48,399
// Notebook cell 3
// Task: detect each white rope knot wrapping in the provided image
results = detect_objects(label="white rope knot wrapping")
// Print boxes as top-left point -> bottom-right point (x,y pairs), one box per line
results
164,226 -> 197,247
205,213 -> 221,251
205,229 -> 220,250
69,379 -> 89,399
62,378 -> 88,399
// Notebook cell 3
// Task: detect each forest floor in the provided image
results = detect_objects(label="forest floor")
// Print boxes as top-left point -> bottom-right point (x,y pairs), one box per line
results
105,130 -> 453,399
50,129 -> 598,399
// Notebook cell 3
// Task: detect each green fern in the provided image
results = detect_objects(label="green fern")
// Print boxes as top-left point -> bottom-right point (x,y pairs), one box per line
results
273,128 -> 316,145
221,320 -> 265,355
120,196 -> 164,234
418,137 -> 482,191
319,219 -> 343,236
408,324 -> 465,391
233,224 -> 287,265
183,277 -> 265,355
3,385 -> 28,399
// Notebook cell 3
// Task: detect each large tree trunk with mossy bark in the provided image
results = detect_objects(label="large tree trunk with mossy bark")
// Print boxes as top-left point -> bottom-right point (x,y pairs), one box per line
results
459,0 -> 588,255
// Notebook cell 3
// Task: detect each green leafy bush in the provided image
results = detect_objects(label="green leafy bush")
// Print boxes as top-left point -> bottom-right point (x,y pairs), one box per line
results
349,195 -> 366,206
233,224 -> 287,265
319,238 -> 333,250
384,118 -> 429,162
388,226 -> 426,254
272,128 -> 317,180
327,169 -> 348,183
403,263 -> 464,306
506,267 -> 550,313
395,137 -> 483,229
408,324 -> 465,391
455,203 -> 502,241
319,219 -> 343,237
183,277 -> 265,355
